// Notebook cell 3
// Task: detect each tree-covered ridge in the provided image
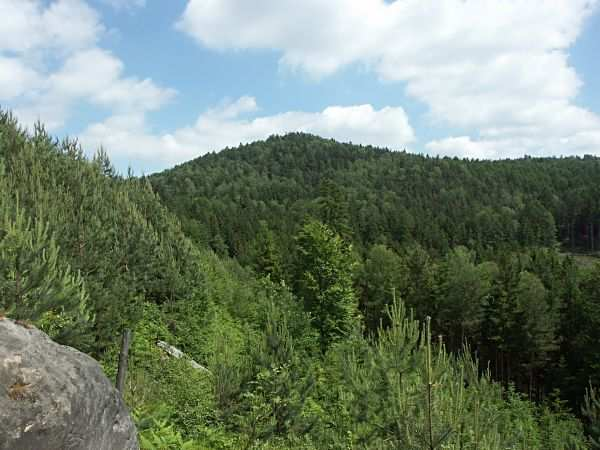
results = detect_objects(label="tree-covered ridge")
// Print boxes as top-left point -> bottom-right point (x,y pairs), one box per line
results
0,112 -> 208,353
150,132 -> 600,447
151,132 -> 600,258
1,112 -> 598,449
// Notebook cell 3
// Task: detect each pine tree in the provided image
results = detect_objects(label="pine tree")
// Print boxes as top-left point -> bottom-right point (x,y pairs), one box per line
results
0,193 -> 91,348
239,301 -> 316,443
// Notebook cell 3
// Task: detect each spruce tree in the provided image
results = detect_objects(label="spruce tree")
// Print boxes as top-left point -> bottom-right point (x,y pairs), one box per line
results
251,220 -> 284,282
514,271 -> 559,398
360,243 -> 405,331
317,179 -> 352,240
436,246 -> 495,351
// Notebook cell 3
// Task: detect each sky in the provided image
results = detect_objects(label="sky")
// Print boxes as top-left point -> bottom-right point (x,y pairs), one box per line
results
1,0 -> 600,173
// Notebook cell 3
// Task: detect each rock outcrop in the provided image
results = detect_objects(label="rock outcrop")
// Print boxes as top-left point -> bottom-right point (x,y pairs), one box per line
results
157,340 -> 211,374
0,318 -> 139,450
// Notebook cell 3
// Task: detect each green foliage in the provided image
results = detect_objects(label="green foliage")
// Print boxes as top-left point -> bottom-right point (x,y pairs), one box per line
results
134,405 -> 199,450
514,271 -> 559,370
0,111 -> 205,354
314,300 -> 588,449
537,392 -> 588,450
316,178 -> 352,240
238,302 -> 316,442
1,112 -> 596,449
151,133 -> 600,260
249,220 -> 284,282
583,384 -> 600,448
149,131 -> 600,413
359,244 -> 406,331
0,191 -> 91,348
434,246 -> 495,350
122,304 -> 214,434
293,219 -> 359,351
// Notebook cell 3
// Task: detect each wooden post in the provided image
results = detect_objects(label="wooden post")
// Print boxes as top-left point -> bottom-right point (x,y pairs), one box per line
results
116,329 -> 132,394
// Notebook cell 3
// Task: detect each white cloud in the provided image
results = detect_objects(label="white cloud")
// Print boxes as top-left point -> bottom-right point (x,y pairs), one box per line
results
0,0 -> 174,130
426,136 -> 506,160
80,113 -> 168,162
8,48 -> 175,130
178,0 -> 600,158
49,48 -> 176,112
427,131 -> 600,160
48,48 -> 122,98
79,97 -> 415,170
4,0 -> 599,168
0,57 -> 41,100
0,0 -> 103,54
204,96 -> 259,120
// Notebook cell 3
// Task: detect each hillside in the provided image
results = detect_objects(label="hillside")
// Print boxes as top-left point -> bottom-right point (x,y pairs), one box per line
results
150,133 -> 600,427
0,112 -> 307,446
151,133 -> 600,260
1,113 -> 598,449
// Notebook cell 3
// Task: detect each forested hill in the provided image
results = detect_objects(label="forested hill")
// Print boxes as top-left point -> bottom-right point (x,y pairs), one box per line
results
151,132 -> 600,416
151,133 -> 600,260
2,111 -> 600,449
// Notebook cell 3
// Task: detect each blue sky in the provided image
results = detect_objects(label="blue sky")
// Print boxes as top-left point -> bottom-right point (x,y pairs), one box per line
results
1,0 -> 600,173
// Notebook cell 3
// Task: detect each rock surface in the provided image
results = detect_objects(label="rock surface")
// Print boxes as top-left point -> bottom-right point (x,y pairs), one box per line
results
157,340 -> 211,373
0,318 -> 139,450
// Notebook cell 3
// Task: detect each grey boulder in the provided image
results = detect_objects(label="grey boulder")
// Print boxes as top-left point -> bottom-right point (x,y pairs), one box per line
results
0,318 -> 139,450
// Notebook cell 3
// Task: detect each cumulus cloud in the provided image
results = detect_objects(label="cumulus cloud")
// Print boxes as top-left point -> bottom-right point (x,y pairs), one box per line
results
0,0 -> 103,54
427,131 -> 600,160
178,0 -> 600,158
0,0 -> 174,130
0,57 -> 41,100
79,97 -> 415,170
49,48 -> 176,112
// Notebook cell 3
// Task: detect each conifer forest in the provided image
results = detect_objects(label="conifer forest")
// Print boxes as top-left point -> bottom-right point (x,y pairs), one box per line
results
2,109 -> 600,448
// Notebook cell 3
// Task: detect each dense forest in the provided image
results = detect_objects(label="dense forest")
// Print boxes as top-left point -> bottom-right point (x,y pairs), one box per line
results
2,112 -> 600,449
151,133 -> 600,404
151,133 -> 600,258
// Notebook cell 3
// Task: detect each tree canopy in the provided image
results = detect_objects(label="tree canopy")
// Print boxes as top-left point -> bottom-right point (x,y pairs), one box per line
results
1,114 -> 598,449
